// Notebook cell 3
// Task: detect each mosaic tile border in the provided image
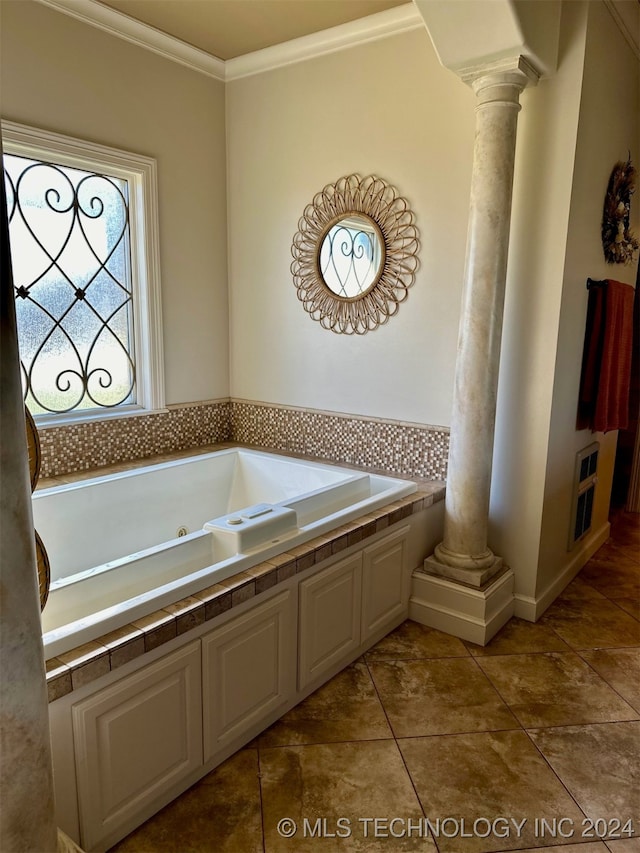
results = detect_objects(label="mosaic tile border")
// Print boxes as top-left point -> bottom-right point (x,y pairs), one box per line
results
36,399 -> 449,480
45,485 -> 445,702
231,401 -> 450,480
38,401 -> 232,478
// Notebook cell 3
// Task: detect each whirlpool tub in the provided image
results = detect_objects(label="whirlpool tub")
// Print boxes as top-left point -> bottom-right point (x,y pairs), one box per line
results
33,448 -> 416,657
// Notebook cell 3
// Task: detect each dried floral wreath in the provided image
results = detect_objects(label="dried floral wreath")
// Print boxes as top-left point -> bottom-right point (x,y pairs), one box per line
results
602,157 -> 639,265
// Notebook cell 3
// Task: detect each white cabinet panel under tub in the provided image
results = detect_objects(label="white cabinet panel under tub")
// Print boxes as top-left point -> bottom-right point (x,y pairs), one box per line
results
298,553 -> 362,690
51,524 -> 417,850
298,526 -> 410,690
202,589 -> 296,760
72,641 -> 202,851
362,527 -> 409,640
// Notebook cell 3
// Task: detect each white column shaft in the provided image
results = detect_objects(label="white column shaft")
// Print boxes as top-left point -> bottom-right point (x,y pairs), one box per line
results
430,60 -> 538,581
444,80 -> 522,559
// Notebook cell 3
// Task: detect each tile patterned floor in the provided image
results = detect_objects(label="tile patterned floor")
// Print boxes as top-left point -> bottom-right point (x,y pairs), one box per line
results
109,511 -> 639,853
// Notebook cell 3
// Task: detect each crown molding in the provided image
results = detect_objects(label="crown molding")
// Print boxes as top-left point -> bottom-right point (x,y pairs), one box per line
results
603,0 -> 640,61
34,0 -> 423,82
35,0 -> 226,80
225,4 -> 424,81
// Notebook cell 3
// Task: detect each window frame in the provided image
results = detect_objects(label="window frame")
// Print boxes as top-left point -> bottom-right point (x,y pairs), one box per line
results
2,120 -> 165,425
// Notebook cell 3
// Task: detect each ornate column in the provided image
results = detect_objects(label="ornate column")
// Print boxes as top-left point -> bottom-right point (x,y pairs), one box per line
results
423,58 -> 538,586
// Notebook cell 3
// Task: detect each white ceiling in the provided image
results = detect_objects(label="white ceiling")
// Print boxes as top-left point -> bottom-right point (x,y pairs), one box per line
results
94,0 -> 408,61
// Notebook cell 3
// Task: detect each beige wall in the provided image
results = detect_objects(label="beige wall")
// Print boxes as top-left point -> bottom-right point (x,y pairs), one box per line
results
226,28 -> 475,426
537,0 -> 639,596
489,0 -> 589,605
0,0 -> 229,407
490,0 -> 638,611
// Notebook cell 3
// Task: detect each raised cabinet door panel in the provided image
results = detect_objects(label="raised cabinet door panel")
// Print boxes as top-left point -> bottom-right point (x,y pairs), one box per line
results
202,589 -> 295,761
362,527 -> 409,641
298,553 -> 362,690
72,641 -> 202,851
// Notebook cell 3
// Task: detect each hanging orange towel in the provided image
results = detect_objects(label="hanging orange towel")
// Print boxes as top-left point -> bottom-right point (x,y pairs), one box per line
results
578,279 -> 635,433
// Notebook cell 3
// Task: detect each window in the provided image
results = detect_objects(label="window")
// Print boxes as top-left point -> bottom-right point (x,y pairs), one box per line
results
2,122 -> 164,423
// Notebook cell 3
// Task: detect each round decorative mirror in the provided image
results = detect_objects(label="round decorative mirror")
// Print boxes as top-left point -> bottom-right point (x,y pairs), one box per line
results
291,174 -> 419,334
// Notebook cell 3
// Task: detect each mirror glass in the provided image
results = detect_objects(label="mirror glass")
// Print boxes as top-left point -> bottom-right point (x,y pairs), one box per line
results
319,214 -> 383,298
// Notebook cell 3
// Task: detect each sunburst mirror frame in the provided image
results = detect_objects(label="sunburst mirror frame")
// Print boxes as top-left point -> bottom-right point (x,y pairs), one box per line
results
291,174 -> 419,334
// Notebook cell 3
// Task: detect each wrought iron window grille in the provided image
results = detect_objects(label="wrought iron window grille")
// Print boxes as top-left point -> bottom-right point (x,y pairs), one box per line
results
4,154 -> 137,415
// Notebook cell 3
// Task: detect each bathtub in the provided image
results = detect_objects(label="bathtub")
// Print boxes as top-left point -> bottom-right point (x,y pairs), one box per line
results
33,448 -> 416,658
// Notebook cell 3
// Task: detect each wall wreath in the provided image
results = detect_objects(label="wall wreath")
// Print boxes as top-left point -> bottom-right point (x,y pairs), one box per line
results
602,157 -> 639,265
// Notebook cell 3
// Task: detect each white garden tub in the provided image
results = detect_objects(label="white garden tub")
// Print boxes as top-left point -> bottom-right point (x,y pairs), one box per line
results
33,448 -> 415,657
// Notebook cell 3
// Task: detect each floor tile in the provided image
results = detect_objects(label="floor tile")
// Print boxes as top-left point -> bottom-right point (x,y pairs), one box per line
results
540,597 -> 640,650
610,599 -> 640,621
108,748 -> 263,852
613,538 -> 640,556
608,511 -> 640,545
606,839 -> 640,852
592,532 -> 640,562
259,660 -> 392,747
610,525 -> 640,549
399,730 -> 585,853
578,560 -> 639,600
529,722 -> 640,834
369,657 -> 518,737
503,846 -> 608,853
591,527 -> 640,562
364,619 -> 469,660
464,618 -> 570,657
579,648 -> 640,712
556,578 -> 609,602
476,652 -> 638,728
260,740 -> 433,852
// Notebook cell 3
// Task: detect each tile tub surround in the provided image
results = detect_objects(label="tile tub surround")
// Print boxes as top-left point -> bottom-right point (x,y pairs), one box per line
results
230,400 -> 450,480
44,477 -> 444,702
36,398 -> 450,480
37,400 -> 232,478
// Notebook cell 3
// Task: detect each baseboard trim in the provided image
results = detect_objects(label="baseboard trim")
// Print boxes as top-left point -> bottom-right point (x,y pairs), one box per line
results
409,567 -> 514,646
513,520 -> 611,621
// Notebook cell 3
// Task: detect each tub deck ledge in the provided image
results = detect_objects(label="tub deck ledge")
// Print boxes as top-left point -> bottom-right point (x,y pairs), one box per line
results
44,481 -> 445,702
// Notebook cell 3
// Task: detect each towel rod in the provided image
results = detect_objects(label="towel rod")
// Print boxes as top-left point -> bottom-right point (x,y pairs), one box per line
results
586,278 -> 606,289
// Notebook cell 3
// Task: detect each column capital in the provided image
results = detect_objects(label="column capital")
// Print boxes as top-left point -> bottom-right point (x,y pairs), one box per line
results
459,55 -> 540,101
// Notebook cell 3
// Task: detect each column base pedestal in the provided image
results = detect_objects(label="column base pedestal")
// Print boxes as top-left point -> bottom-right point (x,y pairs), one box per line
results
425,550 -> 504,588
410,564 -> 514,646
